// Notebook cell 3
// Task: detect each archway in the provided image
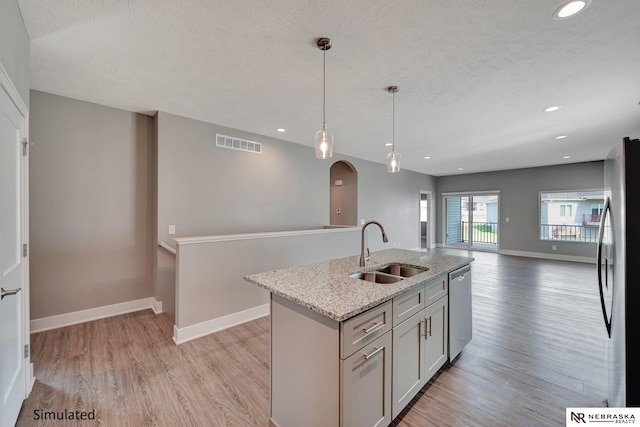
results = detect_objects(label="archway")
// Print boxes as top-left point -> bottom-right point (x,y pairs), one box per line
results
329,161 -> 358,226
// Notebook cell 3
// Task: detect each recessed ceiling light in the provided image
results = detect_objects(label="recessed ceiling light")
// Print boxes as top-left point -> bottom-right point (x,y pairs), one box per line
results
424,156 -> 431,160
563,155 -> 571,159
544,105 -> 562,112
553,0 -> 591,20
385,142 -> 393,147
555,135 -> 568,140
458,168 -> 464,171
276,128 -> 286,132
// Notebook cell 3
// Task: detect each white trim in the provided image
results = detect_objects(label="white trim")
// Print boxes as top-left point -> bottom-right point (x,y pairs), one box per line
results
174,226 -> 359,246
0,62 -> 28,116
30,297 -> 163,333
441,190 -> 501,196
498,249 -> 594,264
173,304 -> 270,345
158,241 -> 176,254
152,299 -> 163,314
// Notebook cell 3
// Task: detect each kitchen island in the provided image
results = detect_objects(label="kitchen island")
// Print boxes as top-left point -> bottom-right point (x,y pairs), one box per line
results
245,248 -> 473,427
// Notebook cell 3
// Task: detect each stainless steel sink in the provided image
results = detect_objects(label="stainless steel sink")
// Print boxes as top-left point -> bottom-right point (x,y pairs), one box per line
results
349,271 -> 403,284
375,263 -> 429,278
350,263 -> 428,284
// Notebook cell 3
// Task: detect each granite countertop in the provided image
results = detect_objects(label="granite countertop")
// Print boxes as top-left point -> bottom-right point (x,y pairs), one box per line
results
244,248 -> 474,322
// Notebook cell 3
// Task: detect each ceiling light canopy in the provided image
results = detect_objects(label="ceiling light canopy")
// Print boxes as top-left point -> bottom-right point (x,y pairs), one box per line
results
386,86 -> 401,173
553,0 -> 591,20
314,37 -> 334,159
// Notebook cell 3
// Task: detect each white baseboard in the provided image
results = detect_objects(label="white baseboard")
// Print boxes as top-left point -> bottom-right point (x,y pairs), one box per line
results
498,249 -> 595,264
30,297 -> 163,333
152,298 -> 163,314
173,304 -> 270,345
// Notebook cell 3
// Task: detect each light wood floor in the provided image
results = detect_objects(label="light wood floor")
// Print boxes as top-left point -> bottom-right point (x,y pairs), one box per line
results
17,251 -> 607,427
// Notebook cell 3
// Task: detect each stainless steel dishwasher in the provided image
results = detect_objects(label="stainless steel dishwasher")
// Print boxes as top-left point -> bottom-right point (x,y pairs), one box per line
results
449,264 -> 472,360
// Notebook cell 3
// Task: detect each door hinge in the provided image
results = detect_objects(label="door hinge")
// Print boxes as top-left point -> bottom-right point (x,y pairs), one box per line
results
24,344 -> 29,358
23,243 -> 28,257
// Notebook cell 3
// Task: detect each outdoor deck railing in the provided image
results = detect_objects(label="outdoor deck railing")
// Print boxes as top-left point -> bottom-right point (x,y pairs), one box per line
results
540,223 -> 598,242
461,221 -> 498,244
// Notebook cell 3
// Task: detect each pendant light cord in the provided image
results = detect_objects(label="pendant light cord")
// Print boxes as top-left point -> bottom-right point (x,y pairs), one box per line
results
323,47 -> 326,126
392,90 -> 395,152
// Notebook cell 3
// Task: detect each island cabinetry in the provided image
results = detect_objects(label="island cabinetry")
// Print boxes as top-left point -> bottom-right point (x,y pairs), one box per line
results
424,295 -> 449,380
425,274 -> 447,305
341,331 -> 392,427
249,249 -> 474,427
341,301 -> 392,358
391,276 -> 449,418
392,283 -> 425,326
392,308 -> 425,418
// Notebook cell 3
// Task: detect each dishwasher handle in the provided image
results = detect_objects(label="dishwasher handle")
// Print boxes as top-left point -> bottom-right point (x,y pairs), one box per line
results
449,265 -> 471,281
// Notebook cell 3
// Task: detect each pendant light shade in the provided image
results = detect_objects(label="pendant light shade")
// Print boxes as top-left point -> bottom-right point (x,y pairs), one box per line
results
387,150 -> 401,173
314,37 -> 334,159
386,86 -> 401,173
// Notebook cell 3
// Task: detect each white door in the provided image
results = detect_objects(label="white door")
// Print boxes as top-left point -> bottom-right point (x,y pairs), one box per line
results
0,72 -> 28,427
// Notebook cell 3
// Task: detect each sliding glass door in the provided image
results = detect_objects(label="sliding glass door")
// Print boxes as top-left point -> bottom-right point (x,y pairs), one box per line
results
444,193 -> 499,250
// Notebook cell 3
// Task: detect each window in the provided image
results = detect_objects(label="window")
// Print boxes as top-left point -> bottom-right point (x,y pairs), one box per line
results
559,204 -> 573,217
540,190 -> 604,243
420,200 -> 428,222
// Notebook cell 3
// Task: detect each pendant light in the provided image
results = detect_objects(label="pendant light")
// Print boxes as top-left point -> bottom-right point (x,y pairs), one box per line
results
386,86 -> 401,173
314,37 -> 334,159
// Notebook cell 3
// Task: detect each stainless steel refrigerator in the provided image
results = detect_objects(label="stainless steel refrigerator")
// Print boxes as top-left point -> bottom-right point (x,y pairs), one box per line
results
598,136 -> 640,407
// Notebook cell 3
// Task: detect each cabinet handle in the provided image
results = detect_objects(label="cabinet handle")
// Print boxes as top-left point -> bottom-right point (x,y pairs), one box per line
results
363,321 -> 384,334
421,320 -> 428,337
363,346 -> 384,360
424,316 -> 432,339
1,287 -> 21,300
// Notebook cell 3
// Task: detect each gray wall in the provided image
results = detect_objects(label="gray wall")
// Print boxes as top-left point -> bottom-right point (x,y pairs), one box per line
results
29,91 -> 155,319
157,112 -> 328,243
157,111 -> 436,251
436,161 -> 604,258
0,0 -> 30,105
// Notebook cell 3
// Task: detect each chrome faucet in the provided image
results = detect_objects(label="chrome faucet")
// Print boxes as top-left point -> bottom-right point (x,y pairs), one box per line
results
360,221 -> 389,267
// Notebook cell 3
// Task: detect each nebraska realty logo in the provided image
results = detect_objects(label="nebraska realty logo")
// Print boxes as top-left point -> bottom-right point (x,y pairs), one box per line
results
567,408 -> 639,425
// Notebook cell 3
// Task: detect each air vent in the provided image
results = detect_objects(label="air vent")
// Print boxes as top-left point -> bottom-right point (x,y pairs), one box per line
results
216,134 -> 262,154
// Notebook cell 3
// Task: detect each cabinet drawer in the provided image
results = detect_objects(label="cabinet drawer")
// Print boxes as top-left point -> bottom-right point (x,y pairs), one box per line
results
392,284 -> 425,326
425,275 -> 448,306
341,301 -> 392,359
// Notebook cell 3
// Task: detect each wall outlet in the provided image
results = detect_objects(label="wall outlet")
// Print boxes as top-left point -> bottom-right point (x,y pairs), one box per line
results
551,244 -> 557,251
505,217 -> 510,223
168,225 -> 176,235
336,208 -> 341,214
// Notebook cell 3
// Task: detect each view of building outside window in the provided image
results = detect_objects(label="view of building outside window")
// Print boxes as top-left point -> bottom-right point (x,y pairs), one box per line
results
540,190 -> 605,242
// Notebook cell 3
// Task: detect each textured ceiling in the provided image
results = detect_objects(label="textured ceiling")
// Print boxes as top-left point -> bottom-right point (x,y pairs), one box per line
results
18,0 -> 640,176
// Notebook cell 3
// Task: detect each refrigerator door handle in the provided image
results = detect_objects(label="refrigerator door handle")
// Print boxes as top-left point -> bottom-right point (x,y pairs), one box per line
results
597,197 -> 612,338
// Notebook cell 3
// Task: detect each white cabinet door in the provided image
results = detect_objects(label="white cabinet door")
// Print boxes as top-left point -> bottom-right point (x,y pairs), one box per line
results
424,296 -> 448,382
341,332 -> 392,427
392,310 -> 425,419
